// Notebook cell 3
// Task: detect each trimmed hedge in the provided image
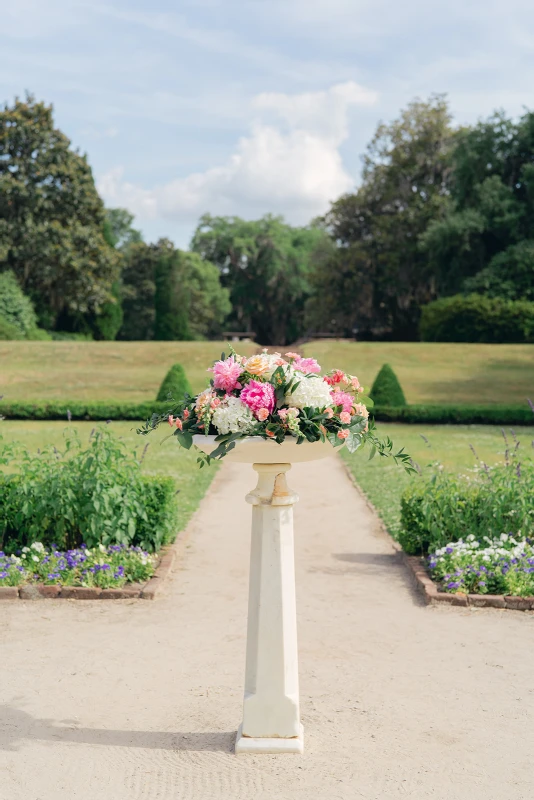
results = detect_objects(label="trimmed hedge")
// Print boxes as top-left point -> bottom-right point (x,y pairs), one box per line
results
373,404 -> 533,425
0,401 -> 532,426
420,294 -> 534,343
370,363 -> 406,406
156,363 -> 192,402
0,401 -> 172,421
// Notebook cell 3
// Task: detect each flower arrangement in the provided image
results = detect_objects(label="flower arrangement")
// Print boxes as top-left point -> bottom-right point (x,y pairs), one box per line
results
428,533 -> 534,596
141,347 -> 412,469
0,542 -> 156,589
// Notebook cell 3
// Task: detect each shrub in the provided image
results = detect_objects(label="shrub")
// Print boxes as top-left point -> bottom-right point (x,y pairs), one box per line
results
0,271 -> 38,337
372,403 -> 534,426
419,294 -> 534,343
156,363 -> 192,402
0,428 -> 178,553
369,364 -> 406,406
0,314 -> 23,340
398,457 -> 534,556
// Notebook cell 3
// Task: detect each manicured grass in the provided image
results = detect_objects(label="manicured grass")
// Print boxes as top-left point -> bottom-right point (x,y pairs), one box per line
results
0,421 -> 219,539
0,341 -> 258,402
342,423 -> 534,539
301,340 -> 534,406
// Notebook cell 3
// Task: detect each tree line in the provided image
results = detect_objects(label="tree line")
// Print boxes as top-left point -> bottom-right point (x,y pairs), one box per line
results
1,94 -> 532,345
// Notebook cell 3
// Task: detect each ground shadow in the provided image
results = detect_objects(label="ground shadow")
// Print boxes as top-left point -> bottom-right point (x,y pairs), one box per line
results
0,705 -> 235,753
329,552 -> 426,607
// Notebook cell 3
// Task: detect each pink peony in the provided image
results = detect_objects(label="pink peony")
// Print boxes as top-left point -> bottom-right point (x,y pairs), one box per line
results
339,411 -> 351,424
240,379 -> 275,416
337,429 -> 349,440
330,390 -> 354,414
257,407 -> 270,421
293,357 -> 321,374
285,351 -> 301,360
210,357 -> 243,392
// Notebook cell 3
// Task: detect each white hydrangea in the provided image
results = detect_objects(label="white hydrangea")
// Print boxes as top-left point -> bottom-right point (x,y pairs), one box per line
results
212,395 -> 256,435
285,375 -> 332,410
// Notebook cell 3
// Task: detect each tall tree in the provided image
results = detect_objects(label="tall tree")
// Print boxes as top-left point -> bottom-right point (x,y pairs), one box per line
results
191,214 -> 330,344
314,95 -> 454,339
420,110 -> 534,301
121,239 -> 230,341
104,208 -> 143,251
0,95 -> 120,329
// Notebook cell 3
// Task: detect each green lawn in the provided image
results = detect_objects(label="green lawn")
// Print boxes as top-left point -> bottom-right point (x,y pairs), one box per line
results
342,423 -> 534,539
0,341 -> 258,403
3,340 -> 533,406
301,340 -> 534,405
0,421 -> 219,539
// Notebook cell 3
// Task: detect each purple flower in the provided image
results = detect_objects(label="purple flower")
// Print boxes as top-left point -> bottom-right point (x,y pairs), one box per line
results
446,581 -> 461,589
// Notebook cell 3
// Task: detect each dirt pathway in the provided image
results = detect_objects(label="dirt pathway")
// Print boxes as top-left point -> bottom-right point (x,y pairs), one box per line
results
1,457 -> 533,799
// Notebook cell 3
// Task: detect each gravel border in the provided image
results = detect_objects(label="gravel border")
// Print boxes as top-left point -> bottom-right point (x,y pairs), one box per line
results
341,460 -> 534,613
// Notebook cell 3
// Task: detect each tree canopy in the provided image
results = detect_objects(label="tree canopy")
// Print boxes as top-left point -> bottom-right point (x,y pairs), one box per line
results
0,95 -> 120,329
191,213 -> 331,345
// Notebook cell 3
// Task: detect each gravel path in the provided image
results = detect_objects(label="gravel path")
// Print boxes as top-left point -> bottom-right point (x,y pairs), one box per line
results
1,456 -> 533,800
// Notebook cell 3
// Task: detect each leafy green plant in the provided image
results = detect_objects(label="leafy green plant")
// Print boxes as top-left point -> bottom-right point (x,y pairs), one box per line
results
156,363 -> 192,402
399,440 -> 534,555
0,314 -> 23,340
0,428 -> 178,552
419,294 -> 534,343
369,364 -> 406,406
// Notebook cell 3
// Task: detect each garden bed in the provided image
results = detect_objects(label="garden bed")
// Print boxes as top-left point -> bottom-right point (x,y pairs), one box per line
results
0,544 -> 176,601
402,554 -> 534,611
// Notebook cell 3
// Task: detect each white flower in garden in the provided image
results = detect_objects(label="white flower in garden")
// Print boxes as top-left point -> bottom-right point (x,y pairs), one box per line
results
31,542 -> 45,552
32,555 -> 39,562
99,544 -> 106,553
285,375 -> 332,410
212,395 -> 256,435
22,547 -> 29,553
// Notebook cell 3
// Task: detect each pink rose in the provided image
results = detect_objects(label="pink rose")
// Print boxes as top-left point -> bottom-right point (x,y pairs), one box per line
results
339,411 -> 351,424
168,415 -> 175,426
337,429 -> 349,440
257,407 -> 270,421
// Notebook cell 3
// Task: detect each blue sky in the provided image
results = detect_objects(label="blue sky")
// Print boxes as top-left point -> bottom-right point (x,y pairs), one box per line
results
2,0 -> 534,247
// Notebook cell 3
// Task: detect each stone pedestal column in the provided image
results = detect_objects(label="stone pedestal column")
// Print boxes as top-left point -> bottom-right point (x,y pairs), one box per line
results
235,463 -> 304,754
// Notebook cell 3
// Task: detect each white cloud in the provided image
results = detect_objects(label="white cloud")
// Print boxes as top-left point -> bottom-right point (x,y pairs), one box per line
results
97,81 -> 376,226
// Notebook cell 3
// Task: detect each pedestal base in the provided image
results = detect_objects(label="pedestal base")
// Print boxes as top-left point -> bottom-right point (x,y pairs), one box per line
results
235,724 -> 304,754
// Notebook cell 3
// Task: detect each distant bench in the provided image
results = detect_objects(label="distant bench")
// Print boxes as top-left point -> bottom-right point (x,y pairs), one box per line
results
223,331 -> 256,342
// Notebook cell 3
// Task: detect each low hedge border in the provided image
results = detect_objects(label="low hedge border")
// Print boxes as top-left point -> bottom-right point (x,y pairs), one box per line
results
373,403 -> 533,425
0,401 -> 532,425
341,460 -> 534,613
0,546 -> 175,601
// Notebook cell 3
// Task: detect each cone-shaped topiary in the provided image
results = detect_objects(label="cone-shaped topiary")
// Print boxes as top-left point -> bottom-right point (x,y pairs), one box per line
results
156,363 -> 193,402
370,363 -> 407,407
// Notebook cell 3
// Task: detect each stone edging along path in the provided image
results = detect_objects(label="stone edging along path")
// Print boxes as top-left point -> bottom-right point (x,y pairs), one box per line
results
0,547 -> 176,601
341,461 -> 534,613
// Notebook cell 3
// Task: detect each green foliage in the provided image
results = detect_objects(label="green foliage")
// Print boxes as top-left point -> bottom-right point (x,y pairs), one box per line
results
0,95 -> 121,330
191,214 -> 329,345
104,208 -> 143,251
399,457 -> 534,556
0,401 -> 171,421
420,110 -> 534,301
0,270 -> 38,336
419,294 -> 534,343
0,428 -> 178,552
315,96 -> 454,339
0,314 -> 22,340
120,241 -> 157,340
92,282 -> 123,341
370,364 -> 406,406
156,363 -> 192,402
372,404 -> 534,426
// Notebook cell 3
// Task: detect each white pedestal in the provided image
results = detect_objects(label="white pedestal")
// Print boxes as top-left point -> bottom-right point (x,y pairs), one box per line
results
235,463 -> 304,755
